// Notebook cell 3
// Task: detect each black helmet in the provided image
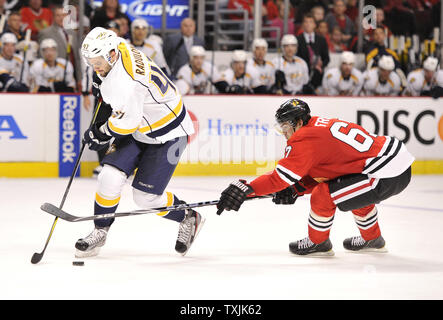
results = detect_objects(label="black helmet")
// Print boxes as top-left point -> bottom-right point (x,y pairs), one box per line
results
275,98 -> 311,127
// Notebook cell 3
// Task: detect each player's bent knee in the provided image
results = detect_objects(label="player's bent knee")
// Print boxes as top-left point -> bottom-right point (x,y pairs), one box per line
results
97,165 -> 127,197
133,188 -> 166,208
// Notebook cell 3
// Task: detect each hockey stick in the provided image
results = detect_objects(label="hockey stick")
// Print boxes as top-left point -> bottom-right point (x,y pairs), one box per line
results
30,99 -> 103,264
40,195 -> 273,223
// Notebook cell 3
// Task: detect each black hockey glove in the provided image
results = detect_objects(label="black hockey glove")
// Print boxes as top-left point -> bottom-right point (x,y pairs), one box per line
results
272,185 -> 298,205
275,70 -> 286,87
226,84 -> 245,94
83,122 -> 112,151
216,180 -> 254,215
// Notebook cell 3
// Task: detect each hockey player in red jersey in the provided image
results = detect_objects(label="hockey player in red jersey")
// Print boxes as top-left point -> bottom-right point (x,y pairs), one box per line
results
216,98 -> 414,256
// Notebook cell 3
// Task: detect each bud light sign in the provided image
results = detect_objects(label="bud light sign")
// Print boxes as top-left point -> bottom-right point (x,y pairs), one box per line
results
92,0 -> 189,29
59,95 -> 80,177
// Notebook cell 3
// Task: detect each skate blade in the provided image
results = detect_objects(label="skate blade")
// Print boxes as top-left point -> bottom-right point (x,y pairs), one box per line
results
180,216 -> 206,257
305,249 -> 335,257
291,249 -> 335,257
346,246 -> 388,253
75,247 -> 101,258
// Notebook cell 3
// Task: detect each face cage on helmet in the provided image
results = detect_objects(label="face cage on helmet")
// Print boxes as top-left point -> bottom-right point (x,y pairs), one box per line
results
82,48 -> 118,69
274,121 -> 294,135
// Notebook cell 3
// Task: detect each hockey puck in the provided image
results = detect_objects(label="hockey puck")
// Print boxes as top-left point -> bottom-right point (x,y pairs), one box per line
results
72,261 -> 84,266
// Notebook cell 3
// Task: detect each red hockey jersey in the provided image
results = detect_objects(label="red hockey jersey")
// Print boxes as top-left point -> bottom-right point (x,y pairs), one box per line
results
249,116 -> 414,196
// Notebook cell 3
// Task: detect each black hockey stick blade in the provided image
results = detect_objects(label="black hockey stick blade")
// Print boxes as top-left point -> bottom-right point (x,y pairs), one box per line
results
41,203 -> 81,222
31,252 -> 43,264
31,216 -> 59,264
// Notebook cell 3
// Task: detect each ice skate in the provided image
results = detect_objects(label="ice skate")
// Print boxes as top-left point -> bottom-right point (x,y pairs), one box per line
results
75,226 -> 109,258
289,237 -> 335,256
175,209 -> 205,256
343,235 -> 387,253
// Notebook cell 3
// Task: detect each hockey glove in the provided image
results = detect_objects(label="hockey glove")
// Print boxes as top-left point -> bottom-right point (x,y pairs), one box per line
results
83,123 -> 112,151
216,180 -> 254,215
272,185 -> 298,205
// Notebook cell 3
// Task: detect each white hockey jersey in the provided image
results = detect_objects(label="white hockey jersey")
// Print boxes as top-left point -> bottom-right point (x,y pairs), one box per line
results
246,58 -> 275,90
132,40 -> 170,75
0,54 -> 30,85
404,69 -> 443,96
221,68 -> 260,91
272,56 -> 309,94
175,61 -> 222,95
29,57 -> 75,91
362,68 -> 401,96
99,40 -> 194,144
321,67 -> 363,96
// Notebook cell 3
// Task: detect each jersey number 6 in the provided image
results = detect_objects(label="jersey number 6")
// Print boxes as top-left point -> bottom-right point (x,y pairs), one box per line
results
330,122 -> 374,152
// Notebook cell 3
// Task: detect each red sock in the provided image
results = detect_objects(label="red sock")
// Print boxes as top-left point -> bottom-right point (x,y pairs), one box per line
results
352,205 -> 381,241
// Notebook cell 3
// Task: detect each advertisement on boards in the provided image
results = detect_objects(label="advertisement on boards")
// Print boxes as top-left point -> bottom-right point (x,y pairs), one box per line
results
91,0 -> 189,29
59,95 -> 81,177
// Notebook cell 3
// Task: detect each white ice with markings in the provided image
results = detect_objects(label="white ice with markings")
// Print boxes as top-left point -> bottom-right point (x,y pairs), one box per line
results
1,175 -> 443,299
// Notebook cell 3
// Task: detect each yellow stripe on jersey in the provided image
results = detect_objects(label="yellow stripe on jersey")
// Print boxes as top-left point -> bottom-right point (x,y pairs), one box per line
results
138,98 -> 183,133
157,192 -> 174,216
108,120 -> 139,135
118,42 -> 134,79
95,193 -> 121,208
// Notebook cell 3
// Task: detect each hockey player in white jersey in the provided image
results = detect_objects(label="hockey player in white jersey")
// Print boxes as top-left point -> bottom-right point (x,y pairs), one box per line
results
246,38 -> 275,93
129,18 -> 170,76
362,55 -> 401,96
0,33 -> 30,88
175,45 -> 224,94
220,50 -> 262,94
404,56 -> 443,98
321,51 -> 363,96
76,27 -> 204,258
272,34 -> 309,94
29,38 -> 75,92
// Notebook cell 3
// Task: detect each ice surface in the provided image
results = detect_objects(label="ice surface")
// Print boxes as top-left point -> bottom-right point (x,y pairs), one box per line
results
1,175 -> 443,299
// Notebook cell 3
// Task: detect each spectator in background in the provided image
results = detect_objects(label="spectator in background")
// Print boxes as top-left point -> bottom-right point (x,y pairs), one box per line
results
227,0 -> 267,20
0,33 -> 30,88
404,56 -> 443,98
266,0 -> 295,21
30,38 -> 75,92
3,11 -> 25,41
115,15 -> 130,39
296,13 -> 330,89
269,1 -> 295,39
362,55 -> 401,96
365,26 -> 400,69
384,0 -> 417,36
316,20 -> 333,51
38,5 -> 81,90
130,18 -> 170,76
163,18 -> 204,79
0,0 -> 5,17
321,51 -> 363,96
220,50 -> 260,94
272,34 -> 309,95
6,11 -> 39,65
310,5 -> 325,24
345,0 -> 358,22
20,0 -> 52,40
364,7 -> 392,42
329,26 -> 348,53
175,45 -> 224,95
324,0 -> 356,47
246,38 -> 275,93
90,0 -> 128,30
